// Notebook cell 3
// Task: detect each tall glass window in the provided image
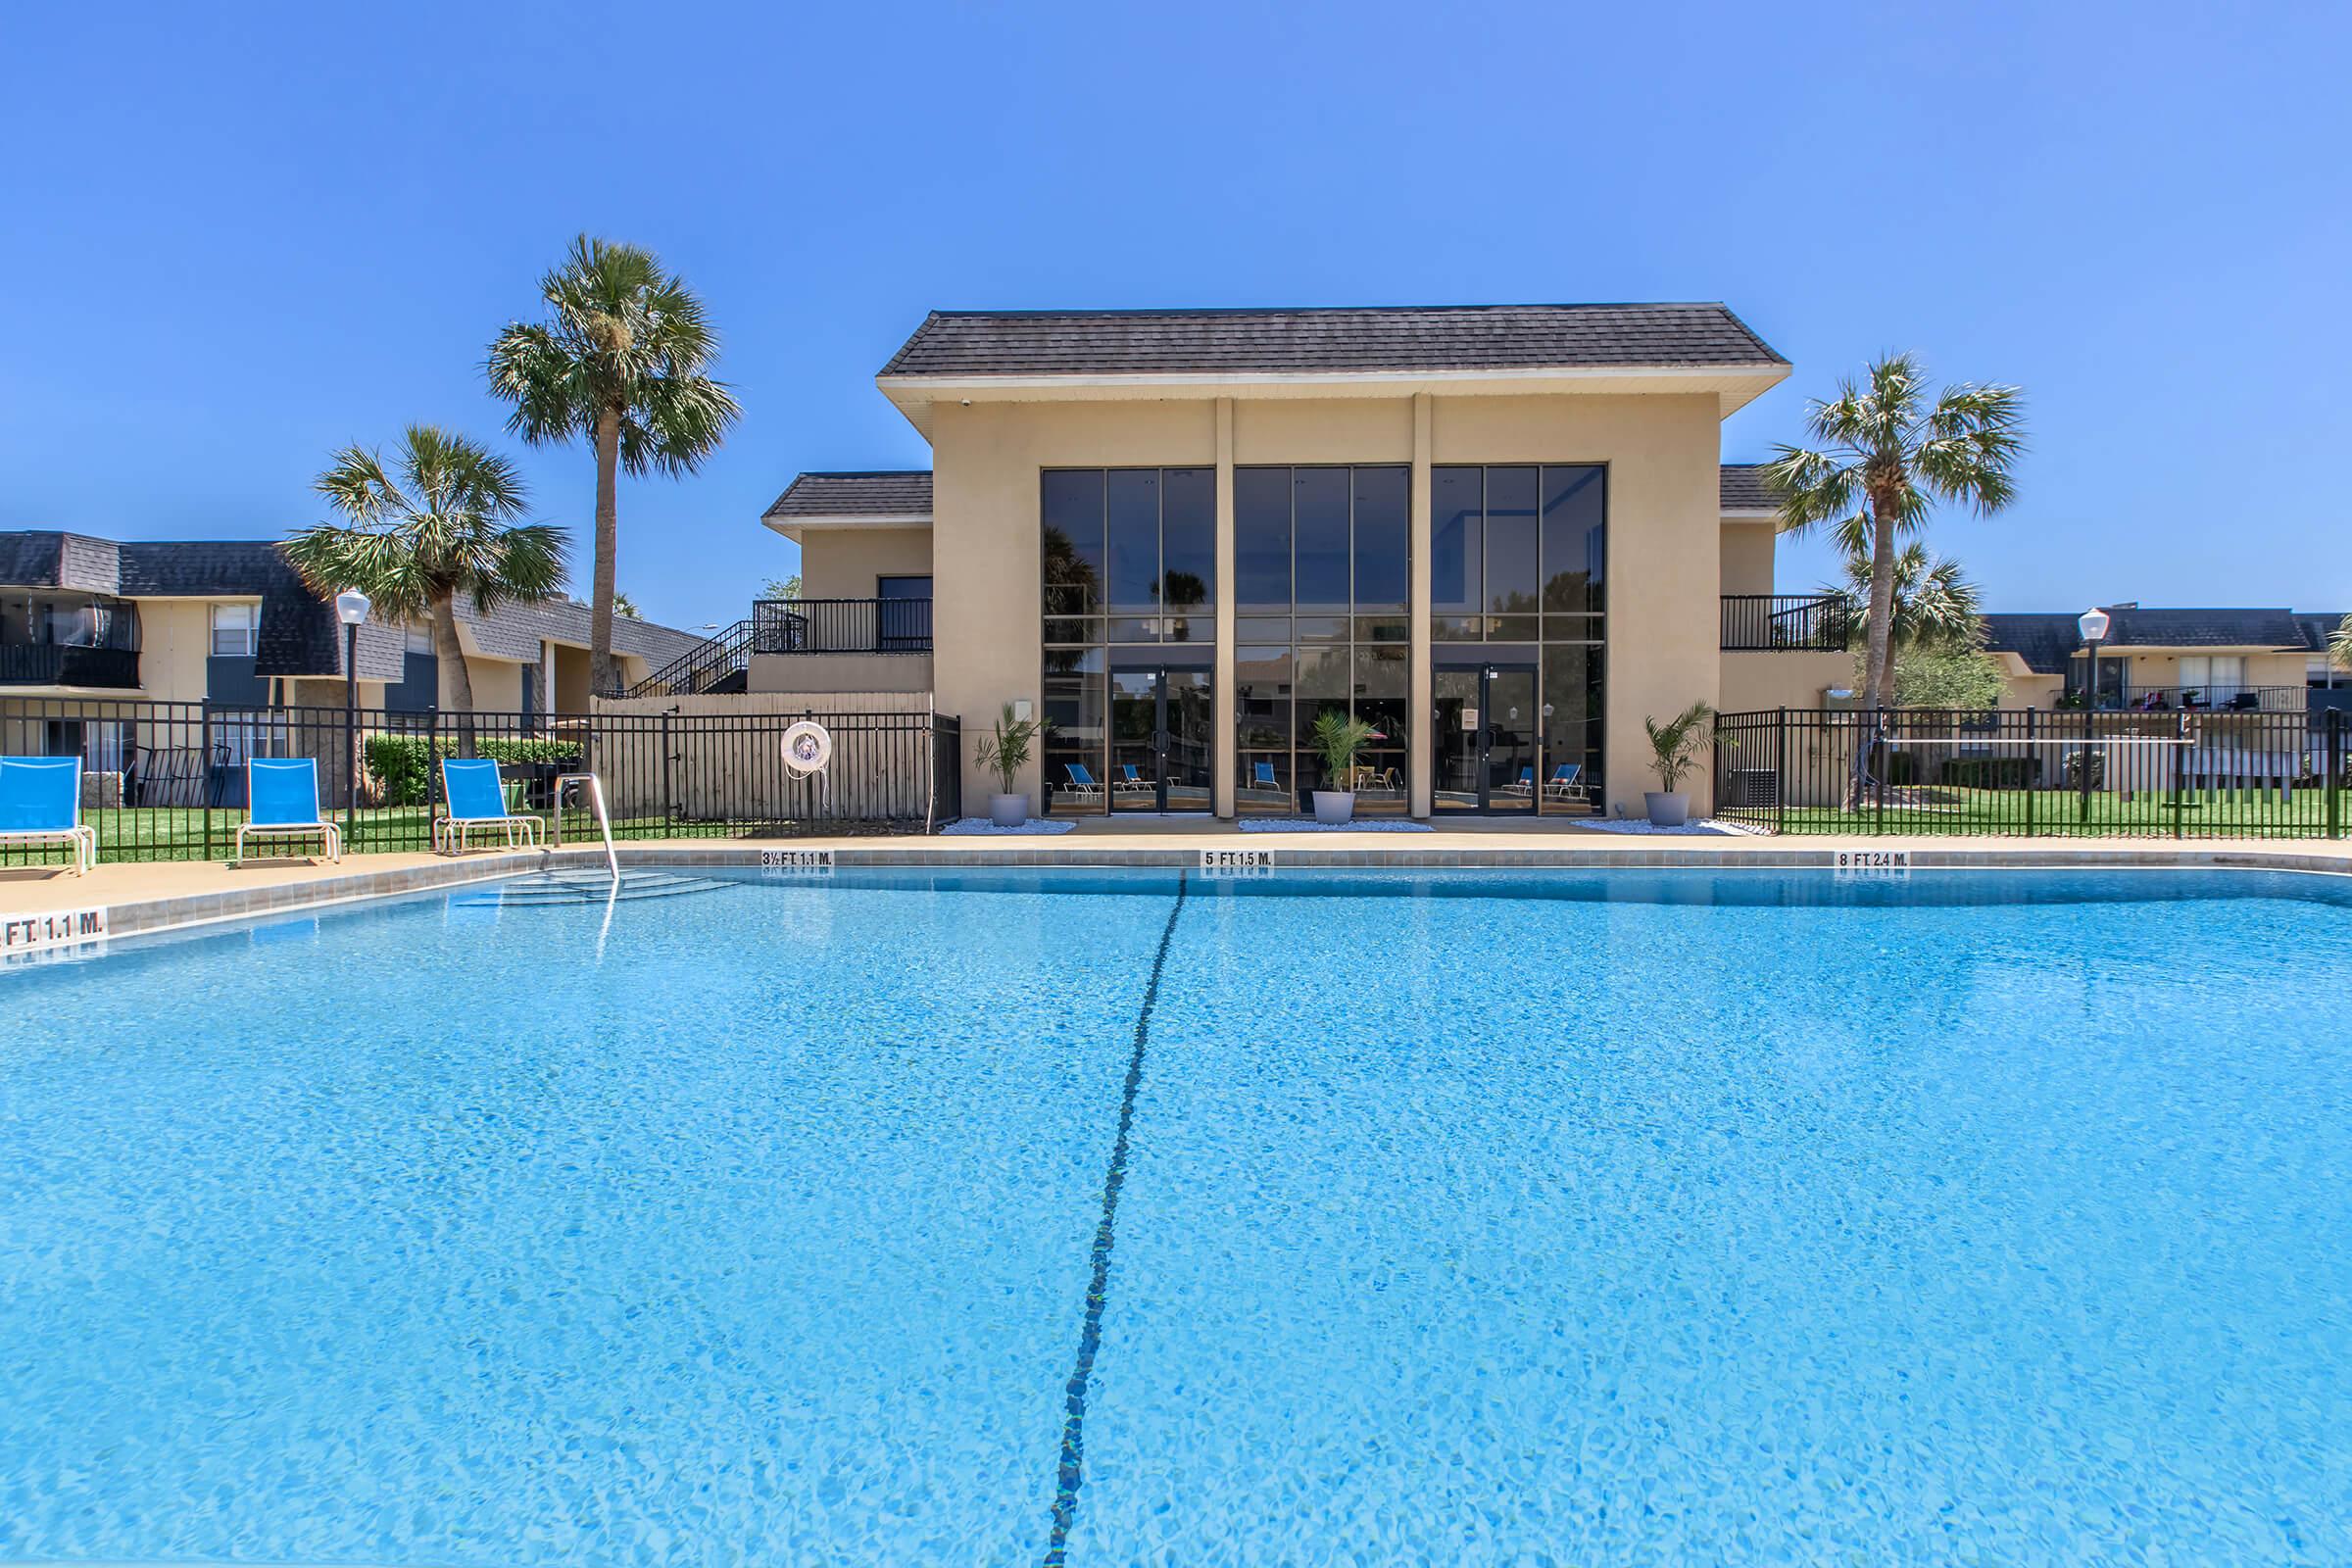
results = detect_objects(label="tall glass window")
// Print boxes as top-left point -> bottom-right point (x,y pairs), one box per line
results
1232,465 -> 1409,816
1430,465 -> 1605,813
1042,468 -> 1216,812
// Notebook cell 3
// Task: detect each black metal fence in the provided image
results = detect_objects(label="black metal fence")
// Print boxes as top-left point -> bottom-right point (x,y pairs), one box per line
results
0,697 -> 961,865
1716,707 -> 2348,839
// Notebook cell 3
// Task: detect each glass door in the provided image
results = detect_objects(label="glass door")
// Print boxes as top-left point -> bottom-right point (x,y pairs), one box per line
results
1109,661 -> 1213,811
1432,662 -> 1540,812
1109,665 -> 1162,810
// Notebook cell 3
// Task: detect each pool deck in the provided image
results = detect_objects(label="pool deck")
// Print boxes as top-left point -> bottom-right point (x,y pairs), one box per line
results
6,824 -> 2352,943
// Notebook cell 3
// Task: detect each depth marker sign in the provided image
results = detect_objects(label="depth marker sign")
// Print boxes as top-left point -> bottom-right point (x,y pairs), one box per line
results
2,906 -> 109,956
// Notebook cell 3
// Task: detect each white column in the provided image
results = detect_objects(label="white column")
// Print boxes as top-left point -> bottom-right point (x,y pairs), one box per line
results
1408,392 -> 1434,818
1212,398 -> 1237,818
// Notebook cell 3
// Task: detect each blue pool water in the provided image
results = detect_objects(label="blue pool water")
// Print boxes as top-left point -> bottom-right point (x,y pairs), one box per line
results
3,866 -> 2350,1565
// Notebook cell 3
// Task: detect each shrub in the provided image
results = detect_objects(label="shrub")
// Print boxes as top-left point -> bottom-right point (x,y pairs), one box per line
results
1941,757 -> 2042,790
362,732 -> 583,807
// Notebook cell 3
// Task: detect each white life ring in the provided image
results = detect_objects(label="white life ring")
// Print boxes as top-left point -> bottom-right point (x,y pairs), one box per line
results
781,720 -> 833,775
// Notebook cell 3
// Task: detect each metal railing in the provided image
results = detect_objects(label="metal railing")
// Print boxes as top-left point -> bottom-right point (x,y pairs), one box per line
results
753,597 -> 932,655
621,619 -> 753,698
0,645 -> 141,688
0,696 -> 963,865
2062,685 -> 2305,713
1720,595 -> 1853,652
1715,706 -> 2347,839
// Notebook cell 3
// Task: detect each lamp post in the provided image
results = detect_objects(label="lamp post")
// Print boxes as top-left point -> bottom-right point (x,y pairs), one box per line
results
2077,606 -> 2111,820
336,589 -> 370,830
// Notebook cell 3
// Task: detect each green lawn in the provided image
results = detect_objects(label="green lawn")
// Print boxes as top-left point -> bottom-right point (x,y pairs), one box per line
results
1761,785 -> 2337,838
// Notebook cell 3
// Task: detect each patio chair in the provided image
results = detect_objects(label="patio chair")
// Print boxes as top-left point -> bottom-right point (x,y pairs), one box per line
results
0,756 -> 96,876
1543,762 -> 1592,804
1114,763 -> 1153,793
1060,762 -> 1106,807
1251,760 -> 1281,792
235,758 -> 341,865
1501,766 -> 1537,796
434,757 -> 544,855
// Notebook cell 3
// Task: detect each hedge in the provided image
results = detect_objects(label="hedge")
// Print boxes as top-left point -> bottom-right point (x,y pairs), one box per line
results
363,734 -> 583,807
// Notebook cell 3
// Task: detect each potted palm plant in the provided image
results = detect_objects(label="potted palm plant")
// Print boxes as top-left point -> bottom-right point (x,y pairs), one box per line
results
975,703 -> 1052,826
1308,708 -> 1379,825
1642,701 -> 1713,826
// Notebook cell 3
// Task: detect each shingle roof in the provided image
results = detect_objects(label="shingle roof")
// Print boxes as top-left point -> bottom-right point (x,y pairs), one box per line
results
1720,464 -> 1778,513
2294,612 -> 2345,652
1984,608 -> 2311,673
879,304 -> 1787,378
9,530 -> 701,680
764,470 -> 934,521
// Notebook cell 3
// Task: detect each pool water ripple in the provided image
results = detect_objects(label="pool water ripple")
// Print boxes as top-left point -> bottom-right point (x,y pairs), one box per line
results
2,867 -> 2349,1565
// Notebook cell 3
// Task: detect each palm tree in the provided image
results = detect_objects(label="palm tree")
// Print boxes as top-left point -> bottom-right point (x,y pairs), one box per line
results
1763,353 -> 2024,711
2330,613 -> 2352,675
1820,542 -> 1984,654
284,425 -> 567,726
485,235 -> 739,695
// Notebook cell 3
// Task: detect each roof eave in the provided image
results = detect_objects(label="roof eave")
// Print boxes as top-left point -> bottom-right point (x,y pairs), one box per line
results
878,361 -> 1792,433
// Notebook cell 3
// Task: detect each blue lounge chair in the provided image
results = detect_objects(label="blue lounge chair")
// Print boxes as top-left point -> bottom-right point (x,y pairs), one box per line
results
236,758 -> 341,864
1544,762 -> 1591,804
1060,762 -> 1104,807
435,757 -> 543,854
1114,763 -> 1152,793
1502,765 -> 1538,795
0,756 -> 96,875
1251,760 -> 1279,789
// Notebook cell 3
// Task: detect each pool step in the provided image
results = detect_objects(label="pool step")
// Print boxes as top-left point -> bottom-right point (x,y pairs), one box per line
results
451,870 -> 740,907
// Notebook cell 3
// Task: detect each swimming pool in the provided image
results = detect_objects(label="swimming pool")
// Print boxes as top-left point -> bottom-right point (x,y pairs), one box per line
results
3,866 -> 2348,1564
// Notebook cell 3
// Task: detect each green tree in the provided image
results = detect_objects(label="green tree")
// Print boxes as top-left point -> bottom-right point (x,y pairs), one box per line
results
760,573 -> 802,602
2330,613 -> 2352,674
486,235 -> 739,695
612,590 -> 641,618
1821,542 -> 1984,655
1764,353 -> 2024,710
284,425 -> 567,723
1886,643 -> 2007,710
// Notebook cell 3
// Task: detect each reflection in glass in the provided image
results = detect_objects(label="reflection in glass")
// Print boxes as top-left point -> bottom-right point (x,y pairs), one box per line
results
1042,469 -> 1104,615
1351,466 -> 1408,612
1543,466 -> 1605,613
1294,467 -> 1350,611
1234,466 -> 1292,611
1485,466 -> 1541,615
1432,466 -> 1482,625
1105,469 -> 1161,613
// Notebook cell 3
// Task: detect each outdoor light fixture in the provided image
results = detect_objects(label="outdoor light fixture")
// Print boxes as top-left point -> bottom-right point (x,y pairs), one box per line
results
2078,607 -> 2111,643
335,588 -> 370,827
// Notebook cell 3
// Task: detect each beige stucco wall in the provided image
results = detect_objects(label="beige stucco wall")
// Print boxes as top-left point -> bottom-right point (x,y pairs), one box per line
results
926,391 -> 1728,816
130,600 -> 221,703
1720,651 -> 1854,713
1718,522 -> 1777,598
749,652 -> 934,694
797,527 -> 934,600
445,656 -> 520,712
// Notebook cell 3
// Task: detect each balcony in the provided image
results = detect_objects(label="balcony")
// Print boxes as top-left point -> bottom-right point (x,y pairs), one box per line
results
753,597 -> 932,655
1721,594 -> 1853,652
2062,685 -> 2306,714
0,644 -> 140,689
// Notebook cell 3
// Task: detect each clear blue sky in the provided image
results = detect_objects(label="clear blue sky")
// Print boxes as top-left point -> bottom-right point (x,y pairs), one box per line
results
5,0 -> 2347,630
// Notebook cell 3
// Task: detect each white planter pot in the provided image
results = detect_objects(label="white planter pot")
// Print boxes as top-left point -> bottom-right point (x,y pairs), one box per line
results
988,792 -> 1029,828
1644,791 -> 1690,827
1311,790 -> 1355,825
